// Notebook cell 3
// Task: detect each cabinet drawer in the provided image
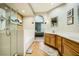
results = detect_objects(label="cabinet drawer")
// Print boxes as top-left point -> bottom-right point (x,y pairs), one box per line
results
63,43 -> 79,56
64,39 -> 79,54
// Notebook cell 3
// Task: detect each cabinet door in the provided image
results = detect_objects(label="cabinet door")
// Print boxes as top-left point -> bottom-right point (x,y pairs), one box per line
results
55,36 -> 62,53
64,39 -> 79,54
44,33 -> 50,45
63,43 -> 79,56
63,38 -> 79,56
50,34 -> 55,47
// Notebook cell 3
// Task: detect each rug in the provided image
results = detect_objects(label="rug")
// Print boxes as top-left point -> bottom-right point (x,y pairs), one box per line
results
26,48 -> 32,54
39,42 -> 59,56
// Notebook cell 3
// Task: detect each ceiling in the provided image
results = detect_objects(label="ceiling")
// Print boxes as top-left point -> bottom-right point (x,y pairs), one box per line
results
6,3 -> 63,17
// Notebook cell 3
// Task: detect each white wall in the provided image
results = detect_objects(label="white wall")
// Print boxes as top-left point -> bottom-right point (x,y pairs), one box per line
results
23,16 -> 35,54
48,3 -> 79,34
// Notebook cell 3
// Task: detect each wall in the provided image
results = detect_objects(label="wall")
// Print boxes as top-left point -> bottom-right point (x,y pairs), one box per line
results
23,16 -> 35,54
48,3 -> 79,34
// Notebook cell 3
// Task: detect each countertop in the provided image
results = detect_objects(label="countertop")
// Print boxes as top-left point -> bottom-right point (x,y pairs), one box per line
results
45,32 -> 79,43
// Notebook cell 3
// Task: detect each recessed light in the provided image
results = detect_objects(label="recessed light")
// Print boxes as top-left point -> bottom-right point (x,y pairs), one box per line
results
22,10 -> 25,13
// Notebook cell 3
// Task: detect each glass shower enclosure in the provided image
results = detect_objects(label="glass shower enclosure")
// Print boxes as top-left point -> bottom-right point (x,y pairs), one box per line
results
0,7 -> 18,56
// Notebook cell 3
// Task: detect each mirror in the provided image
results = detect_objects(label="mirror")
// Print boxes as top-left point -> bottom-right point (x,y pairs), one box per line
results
51,17 -> 58,26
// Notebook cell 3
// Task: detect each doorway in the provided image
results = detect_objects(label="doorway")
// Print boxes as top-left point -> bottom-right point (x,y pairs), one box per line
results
35,15 -> 44,41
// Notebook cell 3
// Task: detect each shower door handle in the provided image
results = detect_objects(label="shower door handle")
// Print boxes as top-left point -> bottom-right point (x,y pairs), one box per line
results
6,28 -> 11,36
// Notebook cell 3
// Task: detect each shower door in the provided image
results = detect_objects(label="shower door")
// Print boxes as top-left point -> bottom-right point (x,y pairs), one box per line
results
10,23 -> 17,56
0,17 -> 11,56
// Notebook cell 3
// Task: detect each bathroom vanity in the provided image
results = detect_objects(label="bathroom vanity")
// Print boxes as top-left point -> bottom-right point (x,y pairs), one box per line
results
44,32 -> 79,56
